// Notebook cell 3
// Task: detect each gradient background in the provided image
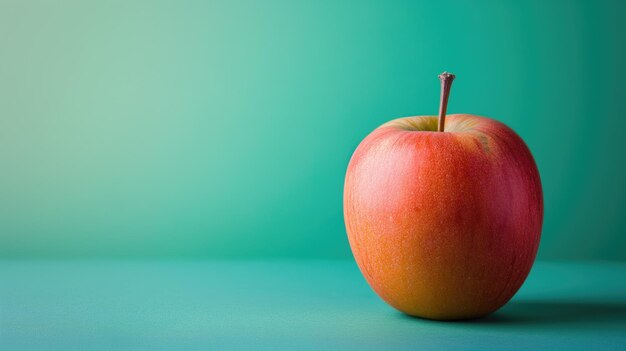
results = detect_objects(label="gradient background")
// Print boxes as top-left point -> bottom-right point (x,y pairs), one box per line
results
1,0 -> 625,261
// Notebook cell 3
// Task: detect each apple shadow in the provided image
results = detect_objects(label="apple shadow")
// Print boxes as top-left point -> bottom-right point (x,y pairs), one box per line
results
400,299 -> 626,330
487,300 -> 626,327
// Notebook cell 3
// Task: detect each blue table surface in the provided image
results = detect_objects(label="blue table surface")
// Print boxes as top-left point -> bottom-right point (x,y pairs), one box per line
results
1,260 -> 625,350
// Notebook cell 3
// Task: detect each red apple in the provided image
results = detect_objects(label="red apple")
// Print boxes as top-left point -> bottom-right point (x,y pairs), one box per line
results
343,73 -> 543,320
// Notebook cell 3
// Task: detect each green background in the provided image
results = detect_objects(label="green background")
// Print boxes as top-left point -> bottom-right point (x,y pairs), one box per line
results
1,0 -> 625,261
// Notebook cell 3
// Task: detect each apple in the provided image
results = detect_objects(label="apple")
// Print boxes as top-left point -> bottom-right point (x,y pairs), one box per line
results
343,72 -> 543,320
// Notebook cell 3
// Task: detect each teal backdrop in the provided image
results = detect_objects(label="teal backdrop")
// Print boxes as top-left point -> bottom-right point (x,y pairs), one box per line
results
1,0 -> 625,260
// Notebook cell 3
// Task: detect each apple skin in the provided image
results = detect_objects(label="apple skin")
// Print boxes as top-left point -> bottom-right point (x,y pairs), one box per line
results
344,114 -> 543,320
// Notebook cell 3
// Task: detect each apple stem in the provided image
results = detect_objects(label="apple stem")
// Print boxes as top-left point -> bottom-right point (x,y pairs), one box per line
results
437,72 -> 456,132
